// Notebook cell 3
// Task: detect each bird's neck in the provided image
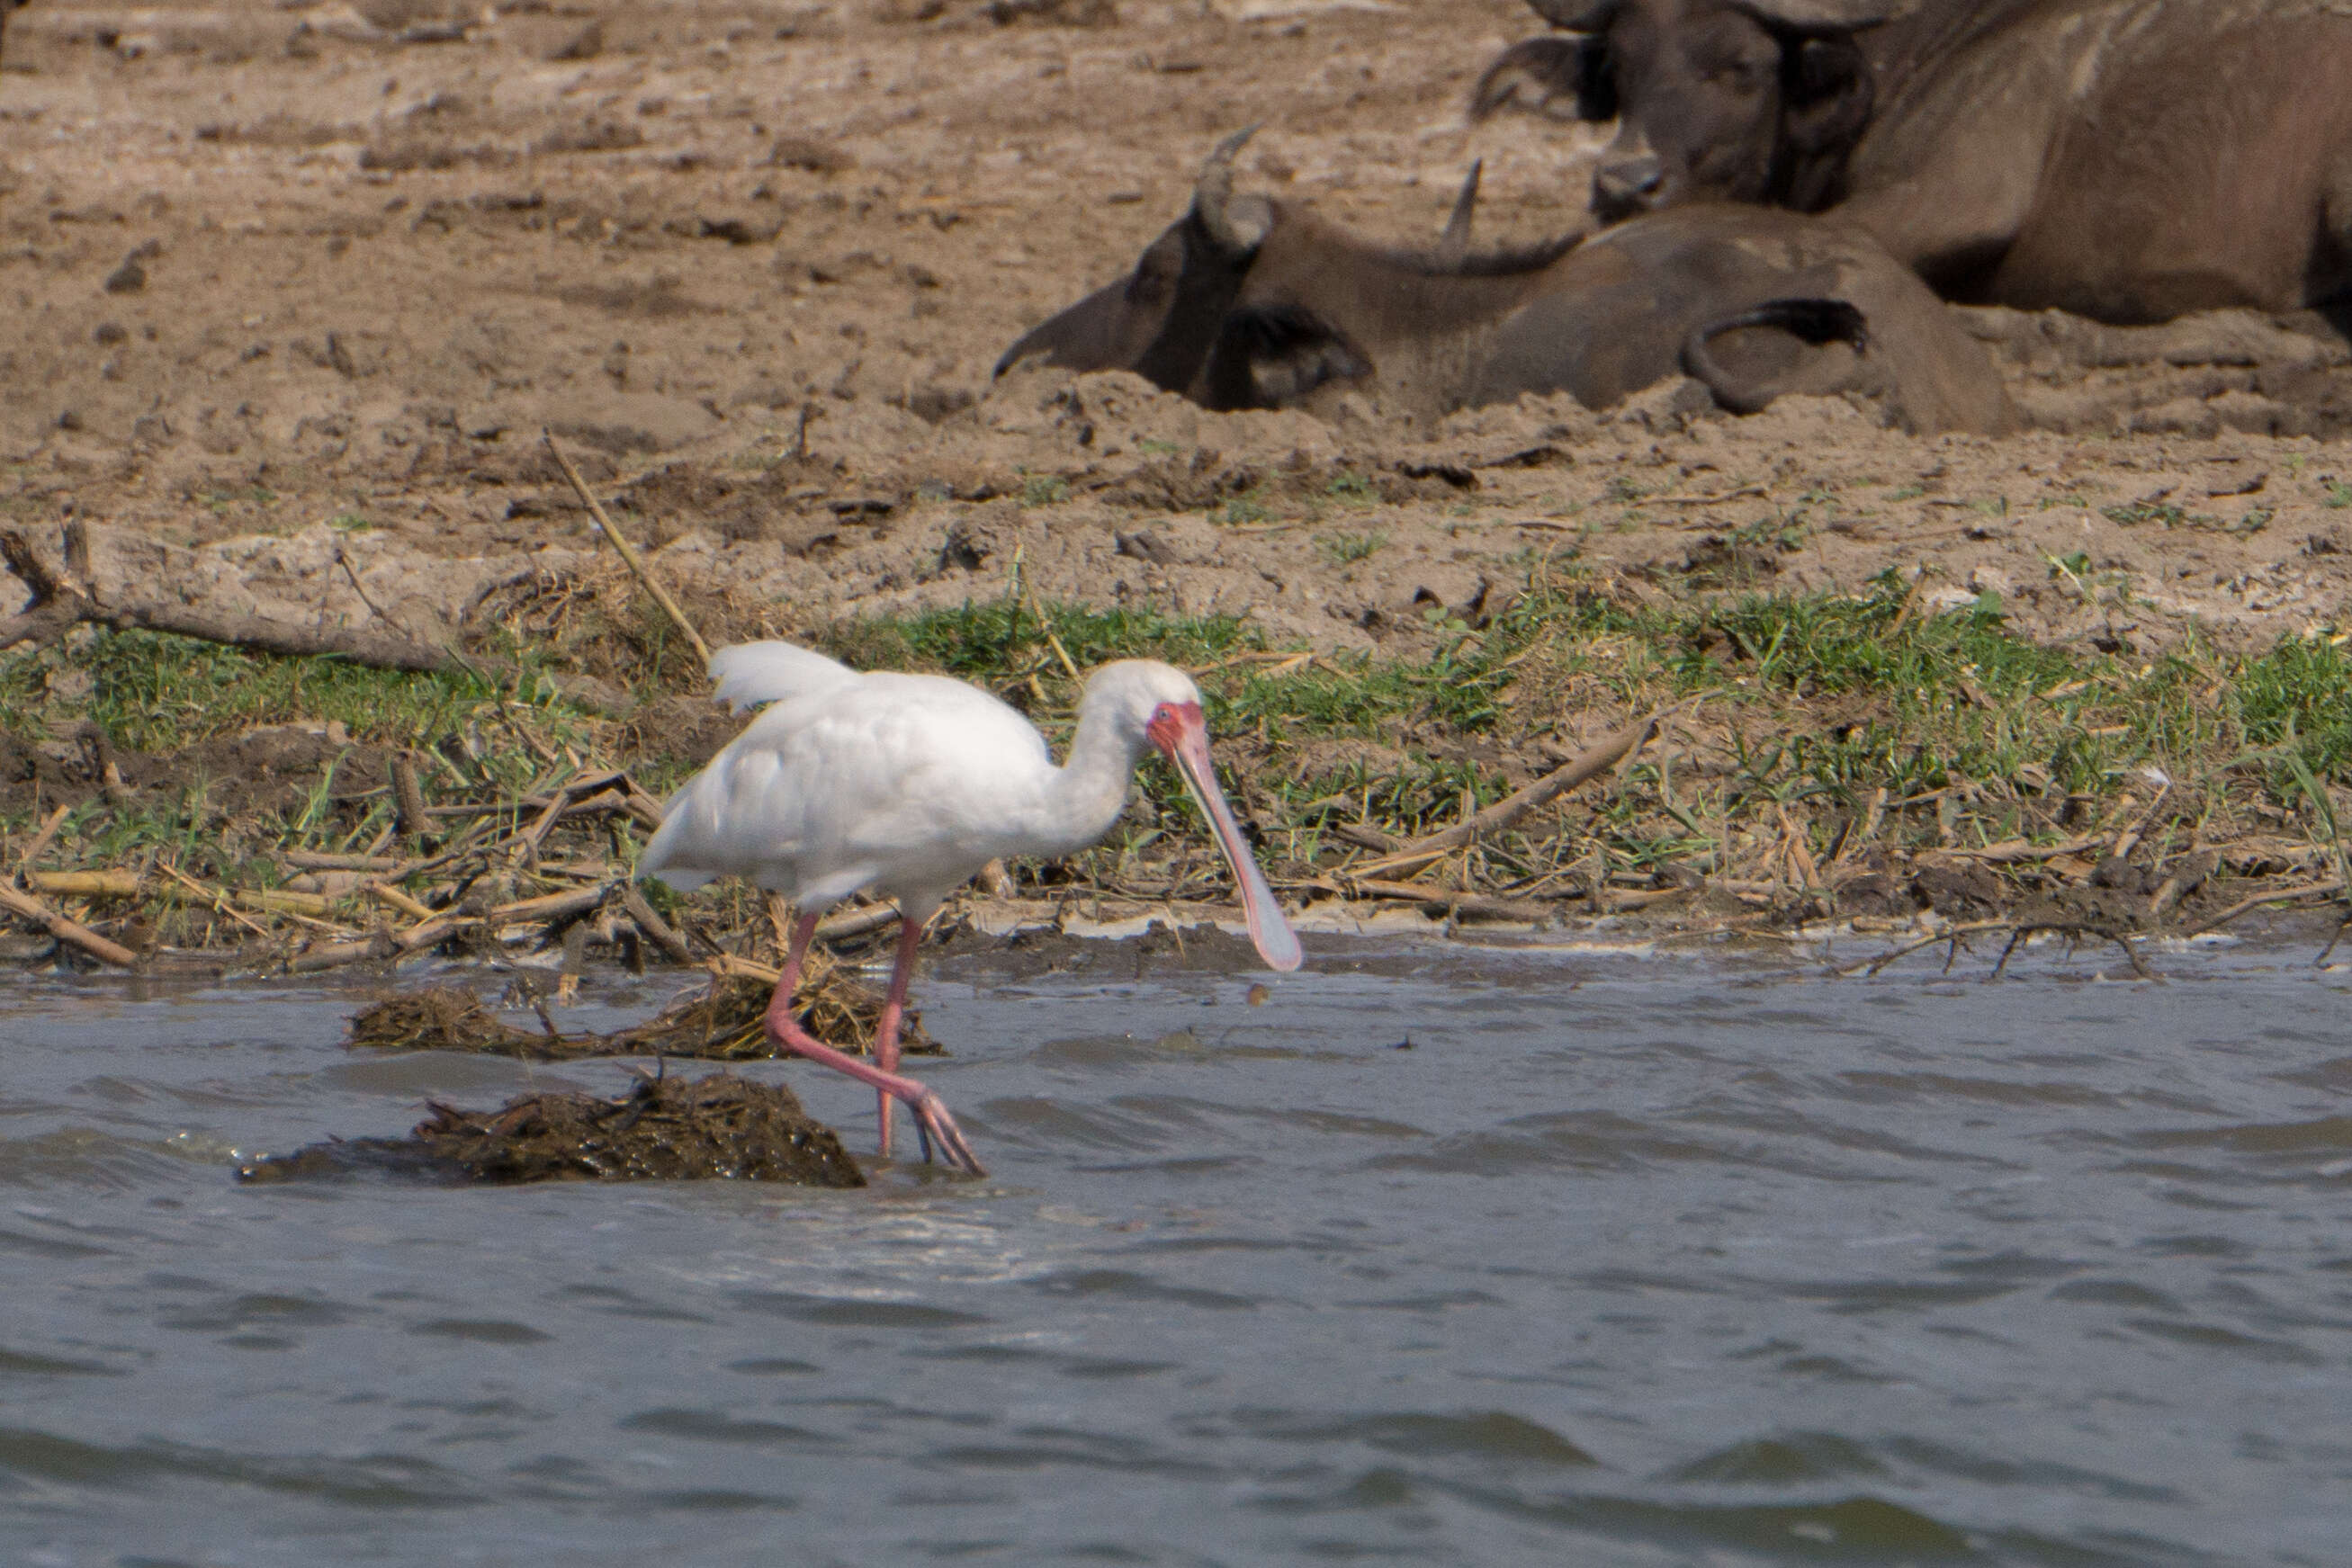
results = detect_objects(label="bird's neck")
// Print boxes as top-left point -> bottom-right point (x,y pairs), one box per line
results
1040,707 -> 1150,855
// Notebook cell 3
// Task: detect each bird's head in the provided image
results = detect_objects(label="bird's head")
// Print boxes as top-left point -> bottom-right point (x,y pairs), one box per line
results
1082,660 -> 1206,748
1083,659 -> 1302,973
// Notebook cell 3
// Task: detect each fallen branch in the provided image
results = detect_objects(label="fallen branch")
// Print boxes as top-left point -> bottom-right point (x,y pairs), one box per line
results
621,885 -> 698,964
0,882 -> 139,967
1347,710 -> 1665,880
815,904 -> 902,943
1343,877 -> 1559,923
2181,878 -> 2346,936
1836,919 -> 2009,978
1988,921 -> 2157,981
1926,832 -> 2106,865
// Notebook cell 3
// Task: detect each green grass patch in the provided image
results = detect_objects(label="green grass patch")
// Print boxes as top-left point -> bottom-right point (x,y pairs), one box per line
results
1018,474 -> 1072,507
0,630 -> 579,754
817,572 -> 2352,883
1316,530 -> 1385,567
15,569 -> 2352,949
1215,488 -> 1276,525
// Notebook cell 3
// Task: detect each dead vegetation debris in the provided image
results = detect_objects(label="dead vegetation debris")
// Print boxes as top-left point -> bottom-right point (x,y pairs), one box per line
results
346,957 -> 938,1061
237,1073 -> 867,1188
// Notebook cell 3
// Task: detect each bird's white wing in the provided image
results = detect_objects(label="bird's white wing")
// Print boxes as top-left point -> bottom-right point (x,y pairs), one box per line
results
706,641 -> 860,714
638,671 -> 1056,906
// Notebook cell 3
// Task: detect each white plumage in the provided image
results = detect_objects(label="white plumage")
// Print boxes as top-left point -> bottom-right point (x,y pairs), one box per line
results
637,640 -> 1302,1174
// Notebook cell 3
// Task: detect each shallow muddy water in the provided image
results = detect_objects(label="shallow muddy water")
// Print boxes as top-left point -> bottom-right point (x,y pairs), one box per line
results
3,937 -> 2349,1566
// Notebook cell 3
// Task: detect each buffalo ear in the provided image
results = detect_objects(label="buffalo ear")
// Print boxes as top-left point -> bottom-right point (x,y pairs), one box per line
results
1784,36 -> 1872,154
1205,306 -> 1371,409
1469,35 -> 1617,124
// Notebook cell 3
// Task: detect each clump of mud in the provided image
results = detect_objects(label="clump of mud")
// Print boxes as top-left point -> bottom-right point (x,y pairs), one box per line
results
346,960 -> 938,1061
238,1074 -> 866,1188
929,917 -> 1267,983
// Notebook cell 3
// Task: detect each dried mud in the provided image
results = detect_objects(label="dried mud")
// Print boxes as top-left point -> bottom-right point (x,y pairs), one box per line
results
238,1071 -> 867,1186
2,0 -> 2350,670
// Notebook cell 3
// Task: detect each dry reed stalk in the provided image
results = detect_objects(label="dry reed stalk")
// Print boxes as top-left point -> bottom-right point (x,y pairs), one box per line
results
365,880 -> 437,921
155,863 -> 274,939
26,869 -> 141,898
2110,781 -> 2172,863
542,432 -> 713,666
391,752 -> 430,848
238,887 -> 338,917
16,803 -> 71,872
1778,804 -> 1825,896
285,851 -> 413,873
1930,833 -> 2106,864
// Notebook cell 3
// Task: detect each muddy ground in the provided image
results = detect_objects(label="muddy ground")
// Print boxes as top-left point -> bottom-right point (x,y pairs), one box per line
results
4,0 -> 2352,973
4,0 -> 2352,666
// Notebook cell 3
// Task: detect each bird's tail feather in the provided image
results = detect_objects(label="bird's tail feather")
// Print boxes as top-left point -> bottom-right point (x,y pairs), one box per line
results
635,794 -> 714,891
707,641 -> 858,713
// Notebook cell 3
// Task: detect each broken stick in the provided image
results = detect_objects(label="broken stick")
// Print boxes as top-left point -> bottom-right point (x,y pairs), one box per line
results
542,432 -> 713,667
0,882 -> 139,967
1347,710 -> 1665,881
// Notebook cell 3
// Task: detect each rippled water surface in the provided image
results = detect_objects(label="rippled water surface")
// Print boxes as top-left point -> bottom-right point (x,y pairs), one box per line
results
4,937 -> 2351,1565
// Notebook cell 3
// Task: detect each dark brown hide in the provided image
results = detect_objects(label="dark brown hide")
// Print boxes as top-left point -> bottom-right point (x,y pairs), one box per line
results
998,191 -> 2015,434
1473,0 -> 2352,324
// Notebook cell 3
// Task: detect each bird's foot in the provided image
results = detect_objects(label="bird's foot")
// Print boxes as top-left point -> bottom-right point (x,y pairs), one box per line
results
898,1085 -> 983,1178
765,1017 -> 986,1177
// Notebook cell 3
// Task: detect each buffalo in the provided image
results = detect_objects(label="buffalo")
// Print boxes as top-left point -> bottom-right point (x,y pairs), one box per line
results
998,132 -> 2015,435
1471,0 -> 2352,325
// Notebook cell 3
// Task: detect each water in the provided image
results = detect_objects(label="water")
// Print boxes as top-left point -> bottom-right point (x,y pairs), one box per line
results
3,936 -> 2350,1566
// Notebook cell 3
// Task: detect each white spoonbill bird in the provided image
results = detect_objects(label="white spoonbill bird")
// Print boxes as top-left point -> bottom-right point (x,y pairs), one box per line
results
638,641 -> 1304,1176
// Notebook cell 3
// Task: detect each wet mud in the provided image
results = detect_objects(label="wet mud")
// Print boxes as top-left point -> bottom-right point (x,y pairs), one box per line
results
237,1071 -> 866,1187
930,914 -> 1271,981
346,961 -> 938,1060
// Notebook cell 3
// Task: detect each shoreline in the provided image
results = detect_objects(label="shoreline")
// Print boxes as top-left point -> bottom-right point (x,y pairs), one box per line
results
8,552 -> 2352,985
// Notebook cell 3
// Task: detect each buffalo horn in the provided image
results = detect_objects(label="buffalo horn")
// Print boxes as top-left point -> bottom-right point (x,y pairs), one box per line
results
1524,0 -> 1620,31
1733,0 -> 1896,29
1193,126 -> 1264,253
1436,160 -> 1482,263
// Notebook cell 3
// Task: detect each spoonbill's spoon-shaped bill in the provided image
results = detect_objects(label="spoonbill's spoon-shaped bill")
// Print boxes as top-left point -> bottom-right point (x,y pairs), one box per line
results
1146,699 -> 1301,972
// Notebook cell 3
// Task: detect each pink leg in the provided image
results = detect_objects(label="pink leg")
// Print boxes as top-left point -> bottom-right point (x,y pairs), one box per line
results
870,914 -> 924,1160
762,909 -> 983,1176
776,911 -> 821,998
